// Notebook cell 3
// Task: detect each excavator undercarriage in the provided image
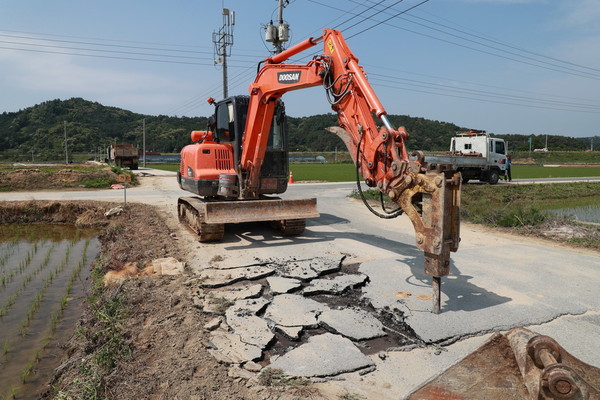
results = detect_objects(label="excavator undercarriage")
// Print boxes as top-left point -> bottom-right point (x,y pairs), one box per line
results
177,196 -> 318,241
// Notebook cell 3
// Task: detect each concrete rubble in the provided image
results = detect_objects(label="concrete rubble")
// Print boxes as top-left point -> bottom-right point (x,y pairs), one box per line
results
264,294 -> 329,328
226,300 -> 275,349
196,255 -> 400,380
208,331 -> 262,364
318,308 -> 386,340
198,265 -> 275,288
303,273 -> 369,296
266,276 -> 302,294
268,333 -> 375,377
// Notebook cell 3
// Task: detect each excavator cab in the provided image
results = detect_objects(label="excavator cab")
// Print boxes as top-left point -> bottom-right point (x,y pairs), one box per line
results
179,95 -> 289,198
214,95 -> 289,195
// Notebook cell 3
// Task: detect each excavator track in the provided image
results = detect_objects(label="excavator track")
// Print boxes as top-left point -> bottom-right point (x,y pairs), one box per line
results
178,198 -> 224,242
270,218 -> 306,236
177,196 -> 317,241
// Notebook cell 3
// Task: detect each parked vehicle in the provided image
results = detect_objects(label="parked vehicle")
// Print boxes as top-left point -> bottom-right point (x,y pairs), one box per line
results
108,144 -> 139,170
425,129 -> 507,184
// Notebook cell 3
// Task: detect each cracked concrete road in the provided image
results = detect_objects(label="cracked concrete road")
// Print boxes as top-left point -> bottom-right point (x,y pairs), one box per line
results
5,167 -> 600,399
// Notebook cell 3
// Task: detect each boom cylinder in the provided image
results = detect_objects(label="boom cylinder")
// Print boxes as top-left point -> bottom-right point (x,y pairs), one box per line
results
267,36 -> 321,64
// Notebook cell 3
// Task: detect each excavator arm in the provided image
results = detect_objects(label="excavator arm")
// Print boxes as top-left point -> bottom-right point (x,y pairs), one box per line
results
240,29 -> 460,313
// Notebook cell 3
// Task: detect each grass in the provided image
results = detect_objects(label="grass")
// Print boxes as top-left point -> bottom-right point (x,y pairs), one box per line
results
79,177 -> 117,188
512,165 -> 600,179
50,257 -> 130,399
258,368 -> 310,388
353,182 -> 600,249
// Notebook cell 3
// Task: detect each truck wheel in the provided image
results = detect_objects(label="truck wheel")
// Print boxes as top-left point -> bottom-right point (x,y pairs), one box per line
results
488,170 -> 499,185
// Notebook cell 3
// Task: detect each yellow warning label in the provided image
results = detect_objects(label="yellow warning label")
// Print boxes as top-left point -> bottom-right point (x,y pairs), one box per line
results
118,174 -> 132,183
326,39 -> 335,54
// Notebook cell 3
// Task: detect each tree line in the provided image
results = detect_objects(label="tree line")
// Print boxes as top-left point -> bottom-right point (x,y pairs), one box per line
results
0,98 -> 594,162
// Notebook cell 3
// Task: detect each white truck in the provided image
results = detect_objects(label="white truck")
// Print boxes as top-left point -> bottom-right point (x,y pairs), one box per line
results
425,130 -> 507,184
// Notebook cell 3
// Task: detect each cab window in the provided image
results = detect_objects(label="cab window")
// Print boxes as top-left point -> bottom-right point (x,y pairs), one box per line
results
495,141 -> 505,155
216,102 -> 235,142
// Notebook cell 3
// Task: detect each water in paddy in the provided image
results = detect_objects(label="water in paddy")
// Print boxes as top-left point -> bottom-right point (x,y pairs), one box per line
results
0,224 -> 100,399
548,205 -> 600,224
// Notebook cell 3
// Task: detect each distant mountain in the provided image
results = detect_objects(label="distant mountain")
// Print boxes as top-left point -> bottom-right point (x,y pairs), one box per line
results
0,98 -> 591,161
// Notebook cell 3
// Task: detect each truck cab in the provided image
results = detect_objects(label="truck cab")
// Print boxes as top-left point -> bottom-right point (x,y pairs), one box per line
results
448,131 -> 507,184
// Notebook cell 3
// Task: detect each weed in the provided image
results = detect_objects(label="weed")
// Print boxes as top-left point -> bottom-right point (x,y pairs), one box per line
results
208,296 -> 235,314
338,393 -> 366,400
258,368 -> 309,387
2,338 -> 9,355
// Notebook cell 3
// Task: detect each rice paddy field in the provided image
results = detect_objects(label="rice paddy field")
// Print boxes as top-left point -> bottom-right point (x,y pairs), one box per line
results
0,225 -> 100,399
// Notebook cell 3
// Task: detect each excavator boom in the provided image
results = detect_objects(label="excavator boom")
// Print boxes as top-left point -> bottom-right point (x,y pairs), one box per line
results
179,29 -> 460,313
237,29 -> 460,313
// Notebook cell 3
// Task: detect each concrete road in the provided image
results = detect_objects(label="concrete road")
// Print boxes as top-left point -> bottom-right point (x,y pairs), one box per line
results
4,167 -> 600,399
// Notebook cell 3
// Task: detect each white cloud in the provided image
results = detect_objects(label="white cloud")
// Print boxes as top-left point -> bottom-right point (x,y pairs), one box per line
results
0,47 -> 191,113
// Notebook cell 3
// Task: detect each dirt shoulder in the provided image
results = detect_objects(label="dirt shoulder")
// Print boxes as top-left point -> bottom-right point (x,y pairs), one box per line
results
0,164 -> 123,191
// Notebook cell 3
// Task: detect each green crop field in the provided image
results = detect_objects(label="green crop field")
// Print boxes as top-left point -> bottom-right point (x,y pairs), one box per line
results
511,165 -> 600,179
149,163 -> 600,181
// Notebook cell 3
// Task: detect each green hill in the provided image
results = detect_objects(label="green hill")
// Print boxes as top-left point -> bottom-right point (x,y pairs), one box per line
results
0,98 -> 206,162
0,98 -> 596,162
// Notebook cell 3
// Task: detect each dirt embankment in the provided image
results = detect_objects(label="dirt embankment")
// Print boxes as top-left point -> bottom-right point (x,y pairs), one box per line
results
0,165 -> 120,191
0,201 -> 298,400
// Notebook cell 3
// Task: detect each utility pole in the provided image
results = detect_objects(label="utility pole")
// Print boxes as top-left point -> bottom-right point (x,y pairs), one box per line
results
213,8 -> 235,98
265,0 -> 290,54
143,118 -> 146,168
64,121 -> 68,164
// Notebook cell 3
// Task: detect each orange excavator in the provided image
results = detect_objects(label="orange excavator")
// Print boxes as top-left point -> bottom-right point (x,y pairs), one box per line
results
177,29 -> 460,313
176,29 -> 600,394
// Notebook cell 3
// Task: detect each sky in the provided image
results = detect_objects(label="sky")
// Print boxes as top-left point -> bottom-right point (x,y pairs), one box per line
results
0,0 -> 599,139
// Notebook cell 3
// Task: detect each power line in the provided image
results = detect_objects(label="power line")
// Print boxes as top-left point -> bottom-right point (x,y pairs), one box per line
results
0,44 -> 254,67
308,0 -> 600,80
370,79 -> 600,114
332,0 -> 393,31
363,62 -> 600,104
397,5 -> 600,74
370,74 -> 600,111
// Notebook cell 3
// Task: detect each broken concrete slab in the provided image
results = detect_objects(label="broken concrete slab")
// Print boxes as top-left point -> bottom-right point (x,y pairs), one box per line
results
264,294 -> 330,328
318,308 -> 386,341
303,273 -> 368,296
307,257 -> 344,276
277,260 -> 320,281
269,333 -> 375,377
275,325 -> 303,341
204,317 -> 223,331
198,266 -> 275,288
226,307 -> 275,349
243,361 -> 263,373
214,283 -> 263,301
208,331 -> 262,364
228,366 -> 256,380
229,298 -> 271,315
266,276 -> 302,294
